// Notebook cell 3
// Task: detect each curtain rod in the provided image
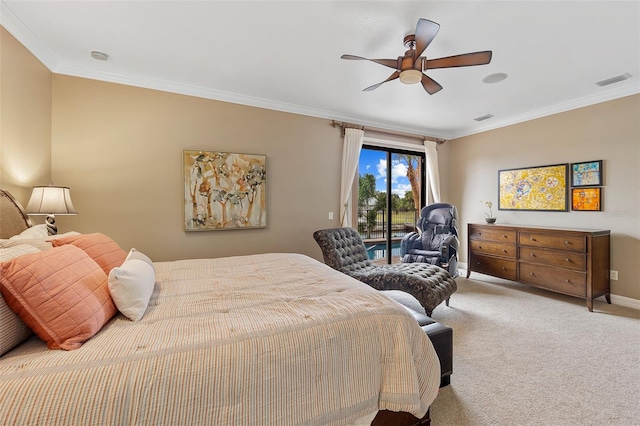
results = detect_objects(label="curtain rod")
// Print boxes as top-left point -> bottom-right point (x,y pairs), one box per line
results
330,120 -> 446,144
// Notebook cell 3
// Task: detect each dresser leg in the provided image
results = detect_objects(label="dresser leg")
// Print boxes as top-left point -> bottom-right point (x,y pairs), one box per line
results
605,294 -> 611,304
466,269 -> 470,278
587,299 -> 593,312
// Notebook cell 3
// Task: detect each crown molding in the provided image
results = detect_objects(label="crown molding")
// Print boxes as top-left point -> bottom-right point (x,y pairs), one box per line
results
451,83 -> 640,139
1,2 -> 59,70
2,0 -> 637,142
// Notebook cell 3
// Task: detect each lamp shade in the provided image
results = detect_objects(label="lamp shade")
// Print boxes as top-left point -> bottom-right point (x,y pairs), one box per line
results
25,186 -> 78,215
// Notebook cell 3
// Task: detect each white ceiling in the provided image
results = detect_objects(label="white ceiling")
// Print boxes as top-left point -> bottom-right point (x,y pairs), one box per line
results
2,1 -> 639,140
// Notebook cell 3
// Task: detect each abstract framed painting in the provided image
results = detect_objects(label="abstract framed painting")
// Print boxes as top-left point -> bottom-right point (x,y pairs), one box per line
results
183,150 -> 266,231
498,163 -> 568,211
571,160 -> 602,187
571,187 -> 602,211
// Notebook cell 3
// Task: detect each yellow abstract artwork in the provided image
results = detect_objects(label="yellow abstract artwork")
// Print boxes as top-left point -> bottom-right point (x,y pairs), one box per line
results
499,164 -> 568,211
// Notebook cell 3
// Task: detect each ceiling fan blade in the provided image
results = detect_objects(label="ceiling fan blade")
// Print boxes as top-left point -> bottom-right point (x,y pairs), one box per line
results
425,51 -> 493,69
421,74 -> 443,95
341,54 -> 398,69
363,71 -> 401,91
414,19 -> 440,60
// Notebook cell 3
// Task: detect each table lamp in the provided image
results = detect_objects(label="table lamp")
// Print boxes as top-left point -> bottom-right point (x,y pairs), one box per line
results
25,185 -> 78,235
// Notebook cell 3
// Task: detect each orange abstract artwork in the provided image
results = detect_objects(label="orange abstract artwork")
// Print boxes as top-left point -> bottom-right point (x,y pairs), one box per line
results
571,187 -> 602,211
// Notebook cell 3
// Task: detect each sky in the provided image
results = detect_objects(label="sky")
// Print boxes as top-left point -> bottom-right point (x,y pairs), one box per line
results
358,149 -> 412,197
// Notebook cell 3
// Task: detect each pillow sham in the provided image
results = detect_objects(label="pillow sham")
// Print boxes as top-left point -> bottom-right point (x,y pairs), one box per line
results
0,244 -> 40,356
108,257 -> 155,321
0,231 -> 81,251
51,233 -> 127,275
0,237 -> 54,251
9,224 -> 48,240
0,245 -> 117,350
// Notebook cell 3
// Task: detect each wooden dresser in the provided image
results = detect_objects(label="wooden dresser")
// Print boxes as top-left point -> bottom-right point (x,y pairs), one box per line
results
467,223 -> 610,311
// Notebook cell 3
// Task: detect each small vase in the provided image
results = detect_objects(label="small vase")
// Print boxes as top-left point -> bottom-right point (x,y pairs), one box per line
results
485,217 -> 497,224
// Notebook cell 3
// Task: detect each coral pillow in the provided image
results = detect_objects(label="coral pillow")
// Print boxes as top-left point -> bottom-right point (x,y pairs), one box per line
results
0,245 -> 117,350
51,233 -> 127,275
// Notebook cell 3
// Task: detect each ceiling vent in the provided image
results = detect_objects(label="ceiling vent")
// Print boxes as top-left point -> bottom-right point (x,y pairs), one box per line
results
474,114 -> 494,122
595,73 -> 631,87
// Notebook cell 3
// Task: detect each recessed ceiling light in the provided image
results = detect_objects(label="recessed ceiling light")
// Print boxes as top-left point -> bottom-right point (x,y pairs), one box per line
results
483,73 -> 508,84
90,51 -> 109,61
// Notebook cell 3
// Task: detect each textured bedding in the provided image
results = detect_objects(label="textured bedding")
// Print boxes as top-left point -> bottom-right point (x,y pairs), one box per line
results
0,252 -> 440,425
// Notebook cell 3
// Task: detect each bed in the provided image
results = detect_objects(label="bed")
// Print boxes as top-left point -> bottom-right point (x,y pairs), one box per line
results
0,189 -> 440,425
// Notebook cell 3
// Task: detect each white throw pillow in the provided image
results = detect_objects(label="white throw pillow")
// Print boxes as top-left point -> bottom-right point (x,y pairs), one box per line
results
9,224 -> 48,240
126,248 -> 155,271
108,258 -> 155,321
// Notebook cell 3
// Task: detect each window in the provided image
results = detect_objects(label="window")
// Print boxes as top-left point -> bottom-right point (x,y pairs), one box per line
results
357,145 -> 425,264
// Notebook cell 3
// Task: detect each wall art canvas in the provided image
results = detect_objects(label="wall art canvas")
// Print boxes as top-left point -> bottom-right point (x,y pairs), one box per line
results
498,163 -> 568,211
571,160 -> 602,187
184,150 -> 266,231
571,187 -> 602,211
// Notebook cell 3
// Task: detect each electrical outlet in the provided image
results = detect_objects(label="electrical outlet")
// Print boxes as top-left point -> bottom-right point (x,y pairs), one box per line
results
328,212 -> 334,220
610,270 -> 618,280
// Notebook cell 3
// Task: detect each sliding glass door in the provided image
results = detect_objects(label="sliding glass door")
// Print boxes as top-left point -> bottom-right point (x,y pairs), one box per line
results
357,146 -> 425,264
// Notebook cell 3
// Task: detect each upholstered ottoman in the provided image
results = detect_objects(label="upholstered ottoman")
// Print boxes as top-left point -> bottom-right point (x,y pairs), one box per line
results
383,290 -> 453,388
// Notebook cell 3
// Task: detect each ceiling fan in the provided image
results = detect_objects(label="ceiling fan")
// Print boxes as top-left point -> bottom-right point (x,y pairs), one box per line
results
341,18 -> 492,95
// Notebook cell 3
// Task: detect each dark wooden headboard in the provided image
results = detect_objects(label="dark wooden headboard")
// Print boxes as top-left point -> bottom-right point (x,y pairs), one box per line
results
0,189 -> 32,239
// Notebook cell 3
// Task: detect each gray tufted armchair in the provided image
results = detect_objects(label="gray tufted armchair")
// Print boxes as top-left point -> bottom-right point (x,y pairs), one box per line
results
313,227 -> 457,316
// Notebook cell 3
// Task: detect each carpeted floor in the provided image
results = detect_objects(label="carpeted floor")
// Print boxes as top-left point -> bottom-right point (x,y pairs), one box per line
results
428,271 -> 640,426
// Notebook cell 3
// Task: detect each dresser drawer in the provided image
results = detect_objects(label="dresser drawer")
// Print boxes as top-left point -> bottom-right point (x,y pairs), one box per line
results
470,240 -> 517,259
519,247 -> 587,271
519,263 -> 587,297
469,225 -> 517,244
469,253 -> 517,281
518,231 -> 586,252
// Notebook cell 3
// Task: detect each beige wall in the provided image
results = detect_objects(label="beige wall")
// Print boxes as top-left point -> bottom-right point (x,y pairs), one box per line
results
2,28 -> 638,302
442,94 -> 640,300
0,28 -> 51,202
51,75 -> 343,262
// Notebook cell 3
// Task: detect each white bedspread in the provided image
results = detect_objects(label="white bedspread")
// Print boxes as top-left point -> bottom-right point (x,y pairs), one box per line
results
0,253 -> 440,425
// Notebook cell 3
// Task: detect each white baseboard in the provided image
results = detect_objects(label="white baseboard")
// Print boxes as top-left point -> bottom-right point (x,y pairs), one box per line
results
610,294 -> 640,310
458,262 -> 640,310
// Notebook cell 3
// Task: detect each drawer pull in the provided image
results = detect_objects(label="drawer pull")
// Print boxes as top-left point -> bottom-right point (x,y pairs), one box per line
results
530,272 -> 535,276
565,258 -> 571,262
503,249 -> 508,253
530,253 -> 536,257
478,246 -> 482,249
564,240 -> 571,245
502,267 -> 507,271
530,237 -> 536,241
503,235 -> 508,239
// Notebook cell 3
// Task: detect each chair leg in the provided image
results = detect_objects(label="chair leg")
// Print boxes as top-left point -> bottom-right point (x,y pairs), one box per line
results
445,297 -> 450,307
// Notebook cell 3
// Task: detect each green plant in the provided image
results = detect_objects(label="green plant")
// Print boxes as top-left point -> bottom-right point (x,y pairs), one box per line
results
481,200 -> 494,218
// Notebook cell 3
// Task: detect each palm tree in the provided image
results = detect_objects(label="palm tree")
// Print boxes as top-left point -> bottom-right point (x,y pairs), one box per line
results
396,154 -> 421,211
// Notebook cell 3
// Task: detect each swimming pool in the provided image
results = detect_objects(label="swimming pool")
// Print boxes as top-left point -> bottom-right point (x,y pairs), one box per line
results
365,242 -> 401,260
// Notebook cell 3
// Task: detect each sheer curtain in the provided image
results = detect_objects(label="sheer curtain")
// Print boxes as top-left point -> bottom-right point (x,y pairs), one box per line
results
424,140 -> 441,203
340,128 -> 364,227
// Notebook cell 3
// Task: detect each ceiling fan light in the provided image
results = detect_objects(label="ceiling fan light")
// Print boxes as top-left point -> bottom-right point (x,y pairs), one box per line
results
399,69 -> 422,84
